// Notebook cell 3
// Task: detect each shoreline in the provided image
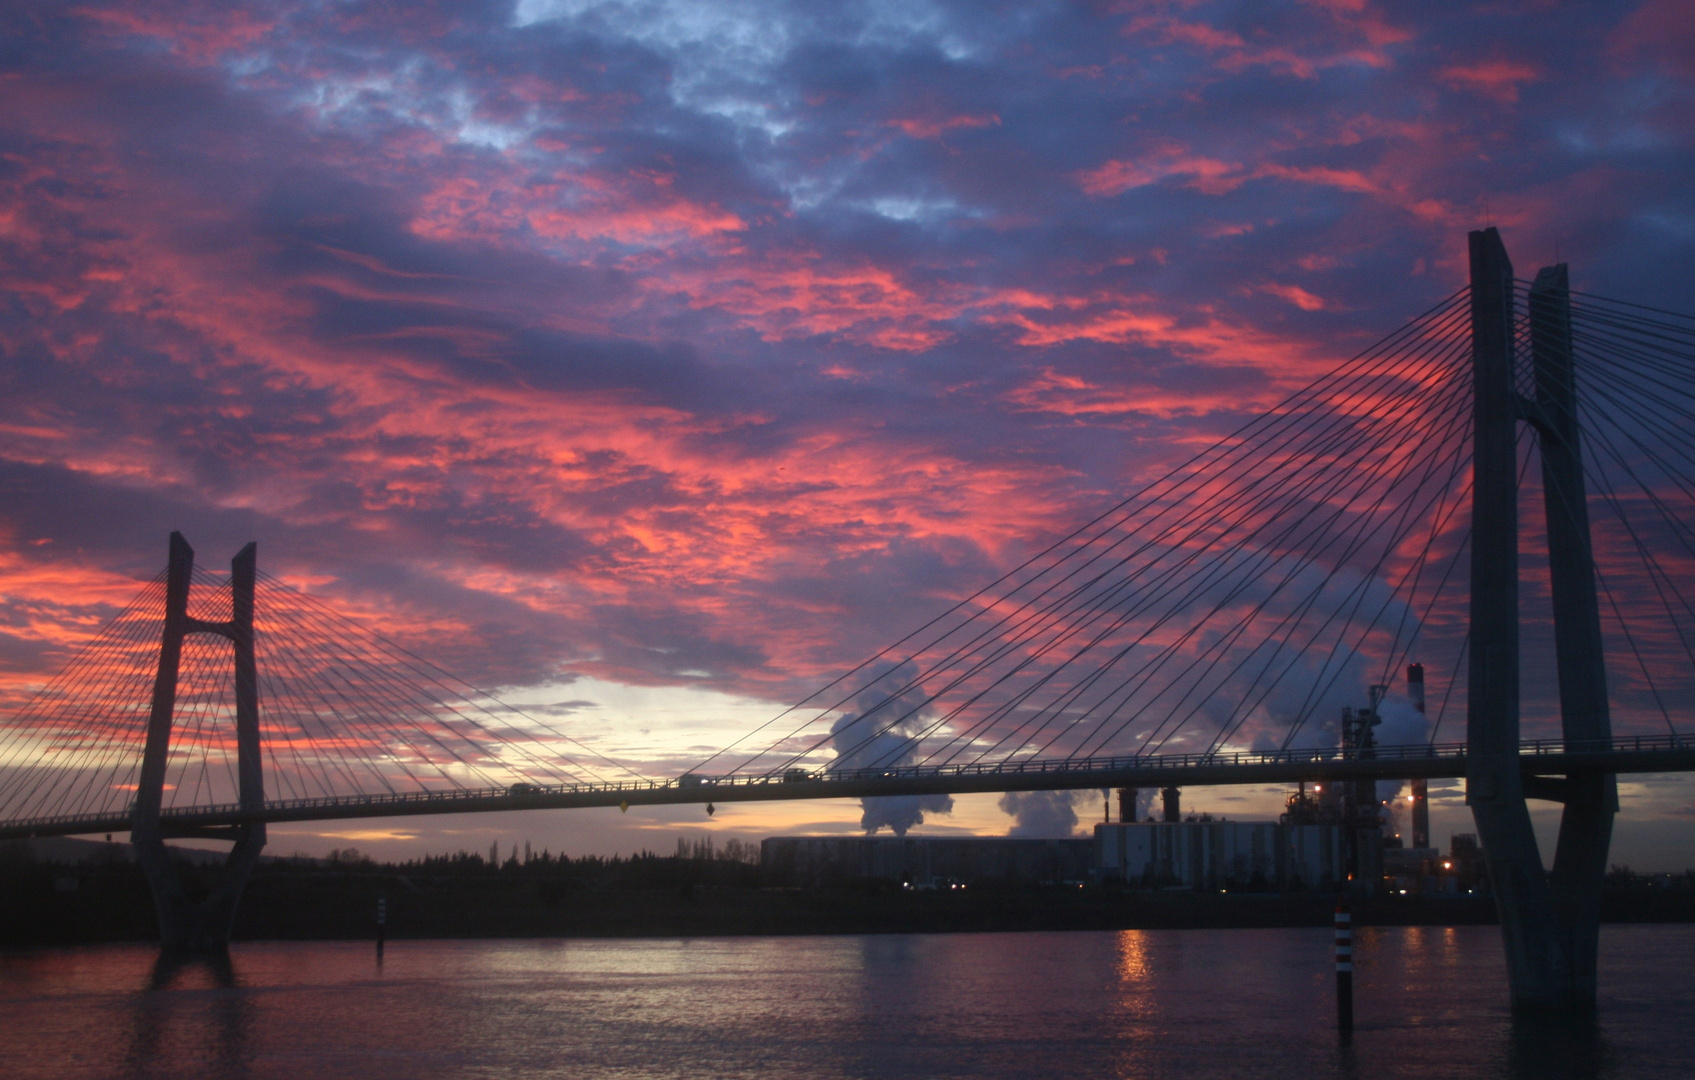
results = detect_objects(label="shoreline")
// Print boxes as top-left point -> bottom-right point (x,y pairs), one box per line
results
8,866 -> 1695,946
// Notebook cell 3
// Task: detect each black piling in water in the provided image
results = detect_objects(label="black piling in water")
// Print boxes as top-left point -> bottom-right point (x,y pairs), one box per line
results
1335,900 -> 1353,1037
376,895 -> 387,958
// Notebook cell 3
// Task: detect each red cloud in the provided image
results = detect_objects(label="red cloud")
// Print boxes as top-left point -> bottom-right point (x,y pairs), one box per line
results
72,1 -> 275,63
1116,3 -> 1406,80
1439,60 -> 1540,103
1259,282 -> 1327,311
887,114 -> 1001,139
1610,0 -> 1695,77
413,172 -> 746,248
1077,151 -> 1241,197
1078,151 -> 1379,200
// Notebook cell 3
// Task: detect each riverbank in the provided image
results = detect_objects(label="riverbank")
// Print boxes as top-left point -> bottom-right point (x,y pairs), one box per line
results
7,857 -> 1695,945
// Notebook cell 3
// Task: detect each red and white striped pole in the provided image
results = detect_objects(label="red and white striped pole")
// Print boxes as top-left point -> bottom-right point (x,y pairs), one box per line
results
1335,899 -> 1353,1034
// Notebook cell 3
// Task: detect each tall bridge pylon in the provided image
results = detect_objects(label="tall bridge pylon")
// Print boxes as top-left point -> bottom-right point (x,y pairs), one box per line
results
1467,228 -> 1615,1012
131,533 -> 266,951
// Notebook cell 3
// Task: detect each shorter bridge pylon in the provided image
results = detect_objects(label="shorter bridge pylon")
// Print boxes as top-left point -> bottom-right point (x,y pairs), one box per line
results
1467,229 -> 1617,1011
131,532 -> 266,951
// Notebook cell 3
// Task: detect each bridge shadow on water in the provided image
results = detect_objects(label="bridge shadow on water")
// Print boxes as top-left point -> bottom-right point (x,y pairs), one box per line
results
124,950 -> 252,1080
1327,1017 -> 1613,1080
1502,1014 -> 1611,1080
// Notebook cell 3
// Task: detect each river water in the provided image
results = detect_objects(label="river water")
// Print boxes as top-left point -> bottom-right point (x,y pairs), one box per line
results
2,926 -> 1692,1079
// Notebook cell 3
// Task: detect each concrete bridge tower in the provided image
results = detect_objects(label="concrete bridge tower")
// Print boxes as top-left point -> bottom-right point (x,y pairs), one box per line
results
131,532 -> 267,951
1467,228 -> 1617,1011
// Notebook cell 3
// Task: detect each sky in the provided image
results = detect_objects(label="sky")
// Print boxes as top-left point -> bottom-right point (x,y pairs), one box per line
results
3,0 -> 1694,865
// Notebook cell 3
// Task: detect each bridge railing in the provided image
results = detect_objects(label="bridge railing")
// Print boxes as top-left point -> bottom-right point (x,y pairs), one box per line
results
5,732 -> 1691,835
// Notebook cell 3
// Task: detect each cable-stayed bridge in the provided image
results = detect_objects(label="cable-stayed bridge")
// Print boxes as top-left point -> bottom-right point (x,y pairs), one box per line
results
4,735 -> 1690,839
3,230 -> 1694,1011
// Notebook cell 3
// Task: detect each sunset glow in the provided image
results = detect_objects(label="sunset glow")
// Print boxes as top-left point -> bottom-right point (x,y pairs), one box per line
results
3,0 -> 1693,862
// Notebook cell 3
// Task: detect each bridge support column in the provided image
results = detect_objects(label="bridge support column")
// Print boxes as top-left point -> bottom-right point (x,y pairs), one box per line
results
1467,230 -> 1615,1011
1530,263 -> 1616,1011
131,533 -> 266,952
1466,228 -> 1563,1010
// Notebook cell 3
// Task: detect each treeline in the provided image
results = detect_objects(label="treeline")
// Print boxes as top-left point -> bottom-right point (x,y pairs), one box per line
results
299,834 -> 761,878
0,834 -> 768,900
1606,866 -> 1695,892
240,834 -> 766,891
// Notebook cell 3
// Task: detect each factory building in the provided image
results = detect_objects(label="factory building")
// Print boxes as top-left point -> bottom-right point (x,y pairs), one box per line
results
761,835 -> 1093,888
761,823 -> 1473,894
1093,820 -> 1345,891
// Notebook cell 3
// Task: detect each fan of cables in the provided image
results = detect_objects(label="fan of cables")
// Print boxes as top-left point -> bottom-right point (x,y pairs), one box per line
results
704,289 -> 1481,780
0,567 -> 639,826
703,280 -> 1695,782
1531,284 -> 1695,737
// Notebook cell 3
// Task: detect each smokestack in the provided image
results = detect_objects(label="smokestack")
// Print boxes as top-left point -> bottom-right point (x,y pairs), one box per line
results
1161,787 -> 1181,823
1407,663 -> 1430,849
1117,787 -> 1138,823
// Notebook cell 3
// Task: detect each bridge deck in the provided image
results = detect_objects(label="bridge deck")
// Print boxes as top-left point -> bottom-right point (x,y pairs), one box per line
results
4,736 -> 1692,841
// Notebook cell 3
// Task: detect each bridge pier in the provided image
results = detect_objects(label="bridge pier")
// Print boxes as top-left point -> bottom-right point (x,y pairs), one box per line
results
131,533 -> 266,951
1531,261 -> 1617,1010
1467,229 -> 1614,1011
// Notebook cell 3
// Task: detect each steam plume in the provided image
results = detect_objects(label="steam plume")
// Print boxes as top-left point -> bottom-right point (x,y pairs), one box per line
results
830,662 -> 953,835
999,789 -> 1086,837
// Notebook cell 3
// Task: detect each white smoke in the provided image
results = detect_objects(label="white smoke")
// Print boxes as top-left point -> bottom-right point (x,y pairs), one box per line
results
999,789 -> 1086,837
1216,646 -> 1367,755
1373,696 -> 1430,804
1163,547 -> 1422,757
830,662 -> 953,836
859,791 -> 953,836
1134,787 -> 1156,821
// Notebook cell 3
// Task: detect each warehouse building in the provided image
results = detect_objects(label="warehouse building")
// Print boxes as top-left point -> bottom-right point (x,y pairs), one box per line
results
761,835 -> 1094,888
1093,820 -> 1345,891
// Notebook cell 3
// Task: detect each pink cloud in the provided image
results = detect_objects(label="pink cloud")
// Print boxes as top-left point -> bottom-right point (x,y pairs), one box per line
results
1259,283 -> 1327,311
1077,149 -> 1241,197
72,1 -> 275,63
1439,60 -> 1540,103
887,114 -> 1001,139
1610,0 -> 1695,77
1115,3 -> 1406,80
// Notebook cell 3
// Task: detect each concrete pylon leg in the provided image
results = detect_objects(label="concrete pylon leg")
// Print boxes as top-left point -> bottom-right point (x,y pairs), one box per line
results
1531,263 -> 1616,1011
1466,228 -> 1563,1010
130,533 -> 266,951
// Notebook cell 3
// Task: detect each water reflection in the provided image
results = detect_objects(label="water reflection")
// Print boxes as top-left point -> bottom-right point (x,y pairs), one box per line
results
149,949 -> 238,991
0,927 -> 1687,1079
1115,929 -> 1150,982
1504,1013 -> 1611,1080
125,950 -> 251,1080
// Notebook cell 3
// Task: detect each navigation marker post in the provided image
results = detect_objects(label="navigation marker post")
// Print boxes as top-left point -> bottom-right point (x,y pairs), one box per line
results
1335,900 -> 1354,1037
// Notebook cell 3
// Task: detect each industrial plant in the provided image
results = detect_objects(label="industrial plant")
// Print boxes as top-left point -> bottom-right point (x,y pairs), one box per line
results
766,666 -> 1484,896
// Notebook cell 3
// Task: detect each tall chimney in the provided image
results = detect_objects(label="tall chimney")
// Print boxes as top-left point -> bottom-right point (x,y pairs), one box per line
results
1161,787 -> 1181,823
1117,787 -> 1139,823
1408,663 -> 1430,850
